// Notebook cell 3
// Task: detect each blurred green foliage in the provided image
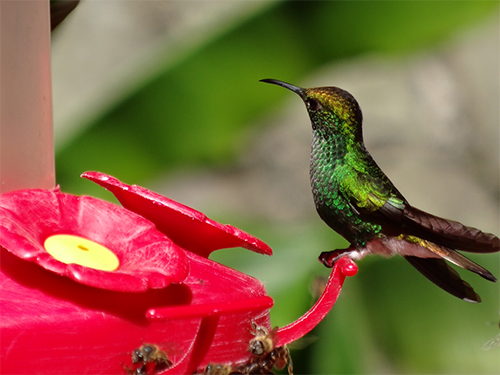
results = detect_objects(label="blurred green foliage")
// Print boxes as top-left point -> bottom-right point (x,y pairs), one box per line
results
57,1 -> 497,196
56,1 -> 499,374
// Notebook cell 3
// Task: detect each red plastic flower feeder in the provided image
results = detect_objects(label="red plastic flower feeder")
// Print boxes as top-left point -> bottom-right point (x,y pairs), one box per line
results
0,172 -> 357,374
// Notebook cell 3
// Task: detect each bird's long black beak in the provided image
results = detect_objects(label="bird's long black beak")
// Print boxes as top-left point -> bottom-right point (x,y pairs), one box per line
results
260,79 -> 304,96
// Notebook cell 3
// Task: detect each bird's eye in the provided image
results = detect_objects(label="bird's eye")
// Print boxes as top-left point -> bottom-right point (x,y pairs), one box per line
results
306,98 -> 321,111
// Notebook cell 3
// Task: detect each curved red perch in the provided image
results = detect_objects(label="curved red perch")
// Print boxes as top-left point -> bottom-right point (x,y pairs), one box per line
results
277,256 -> 358,347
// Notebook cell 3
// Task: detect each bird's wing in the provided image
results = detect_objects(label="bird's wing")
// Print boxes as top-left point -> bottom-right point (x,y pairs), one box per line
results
376,199 -> 500,253
339,163 -> 403,213
342,161 -> 499,254
404,256 -> 481,303
399,205 -> 499,253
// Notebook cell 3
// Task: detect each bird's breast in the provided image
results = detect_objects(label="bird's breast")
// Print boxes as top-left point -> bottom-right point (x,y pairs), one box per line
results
309,133 -> 384,246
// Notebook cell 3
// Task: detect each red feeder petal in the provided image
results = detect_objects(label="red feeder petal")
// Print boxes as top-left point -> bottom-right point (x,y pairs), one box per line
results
0,188 -> 189,292
81,172 -> 272,258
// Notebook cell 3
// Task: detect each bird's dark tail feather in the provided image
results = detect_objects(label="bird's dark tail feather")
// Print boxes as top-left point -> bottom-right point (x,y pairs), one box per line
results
404,256 -> 481,303
403,206 -> 500,253
439,247 -> 497,282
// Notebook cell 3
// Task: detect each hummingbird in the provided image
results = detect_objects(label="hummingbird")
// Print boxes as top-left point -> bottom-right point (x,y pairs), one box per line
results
261,78 -> 500,303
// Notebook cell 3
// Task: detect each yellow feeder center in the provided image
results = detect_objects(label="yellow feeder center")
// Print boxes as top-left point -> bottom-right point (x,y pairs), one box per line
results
44,234 -> 119,271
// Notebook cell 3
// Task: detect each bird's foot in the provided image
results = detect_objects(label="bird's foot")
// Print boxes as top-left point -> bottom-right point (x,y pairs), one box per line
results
319,248 -> 353,268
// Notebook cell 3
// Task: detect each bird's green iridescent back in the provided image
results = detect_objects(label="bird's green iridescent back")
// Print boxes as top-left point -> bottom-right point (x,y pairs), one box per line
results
306,87 -> 406,247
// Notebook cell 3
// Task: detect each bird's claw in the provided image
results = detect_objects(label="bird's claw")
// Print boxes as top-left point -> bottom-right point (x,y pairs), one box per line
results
319,250 -> 349,268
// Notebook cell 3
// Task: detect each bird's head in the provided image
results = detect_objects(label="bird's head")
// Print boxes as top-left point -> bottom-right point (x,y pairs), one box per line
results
261,79 -> 363,141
